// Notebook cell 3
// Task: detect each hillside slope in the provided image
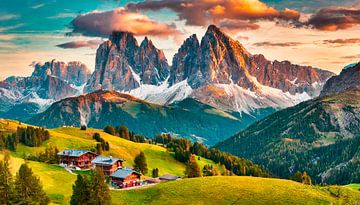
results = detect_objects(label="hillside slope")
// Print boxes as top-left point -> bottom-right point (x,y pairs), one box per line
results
112,177 -> 360,205
27,90 -> 267,145
216,88 -> 360,184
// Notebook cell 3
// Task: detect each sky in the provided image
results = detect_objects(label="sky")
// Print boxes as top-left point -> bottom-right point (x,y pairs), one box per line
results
0,0 -> 360,80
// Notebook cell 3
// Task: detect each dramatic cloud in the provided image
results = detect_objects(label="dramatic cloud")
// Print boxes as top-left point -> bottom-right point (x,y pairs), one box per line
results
323,38 -> 360,44
126,0 -> 300,27
253,41 -> 303,47
218,19 -> 260,34
68,7 -> 182,41
306,7 -> 360,31
56,40 -> 104,49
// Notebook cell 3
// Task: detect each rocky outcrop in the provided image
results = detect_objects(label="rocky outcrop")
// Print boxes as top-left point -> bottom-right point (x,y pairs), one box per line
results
85,32 -> 170,92
320,62 -> 360,97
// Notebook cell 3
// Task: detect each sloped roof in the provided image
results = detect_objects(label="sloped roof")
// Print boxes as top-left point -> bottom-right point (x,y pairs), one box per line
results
159,174 -> 181,180
111,168 -> 141,179
57,150 -> 96,157
92,155 -> 125,165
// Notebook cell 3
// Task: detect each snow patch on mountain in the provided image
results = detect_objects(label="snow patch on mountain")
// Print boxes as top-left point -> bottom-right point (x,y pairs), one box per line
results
125,78 -> 193,105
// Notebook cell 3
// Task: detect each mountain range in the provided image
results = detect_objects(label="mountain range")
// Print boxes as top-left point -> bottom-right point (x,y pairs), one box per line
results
0,25 -> 336,145
215,63 -> 360,184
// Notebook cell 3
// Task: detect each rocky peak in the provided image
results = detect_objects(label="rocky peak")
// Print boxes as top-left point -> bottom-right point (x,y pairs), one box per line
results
320,62 -> 360,97
32,60 -> 91,86
85,31 -> 170,92
170,34 -> 201,87
199,25 -> 255,88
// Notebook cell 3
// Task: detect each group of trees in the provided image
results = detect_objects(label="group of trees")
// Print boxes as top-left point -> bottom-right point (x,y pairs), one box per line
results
202,164 -> 220,176
24,146 -> 61,164
154,134 -> 270,178
0,133 -> 17,151
152,168 -> 159,178
70,168 -> 111,205
134,151 -> 148,175
0,126 -> 50,152
92,133 -> 110,154
16,126 -> 50,147
0,152 -> 50,204
103,125 -> 146,143
290,171 -> 312,185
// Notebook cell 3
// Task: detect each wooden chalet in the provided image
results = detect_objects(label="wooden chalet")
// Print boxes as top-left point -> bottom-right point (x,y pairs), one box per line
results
110,168 -> 141,189
57,150 -> 98,169
91,155 -> 125,176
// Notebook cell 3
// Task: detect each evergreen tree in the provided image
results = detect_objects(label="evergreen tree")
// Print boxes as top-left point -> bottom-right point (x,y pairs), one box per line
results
70,175 -> 91,205
117,126 -> 129,140
89,168 -> 111,205
104,126 -> 115,135
134,151 -> 148,174
0,151 -> 13,204
13,163 -> 50,204
152,168 -> 159,178
185,155 -> 201,178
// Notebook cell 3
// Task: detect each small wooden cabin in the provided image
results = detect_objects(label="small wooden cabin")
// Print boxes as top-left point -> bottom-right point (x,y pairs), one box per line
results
58,150 -> 98,169
91,156 -> 124,176
110,168 -> 141,189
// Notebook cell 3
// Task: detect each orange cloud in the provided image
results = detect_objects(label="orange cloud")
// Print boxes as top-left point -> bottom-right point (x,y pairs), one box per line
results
126,0 -> 300,26
69,8 -> 183,42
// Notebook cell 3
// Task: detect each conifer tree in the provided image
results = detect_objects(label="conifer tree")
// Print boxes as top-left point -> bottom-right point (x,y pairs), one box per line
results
89,168 -> 111,205
134,151 -> 148,174
152,168 -> 159,178
13,163 -> 50,204
70,175 -> 91,205
0,151 -> 13,204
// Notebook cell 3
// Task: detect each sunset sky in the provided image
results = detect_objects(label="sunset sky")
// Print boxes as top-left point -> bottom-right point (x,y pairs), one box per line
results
0,0 -> 360,79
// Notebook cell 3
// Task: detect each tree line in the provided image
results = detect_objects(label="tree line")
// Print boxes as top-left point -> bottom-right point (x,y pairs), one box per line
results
0,126 -> 50,151
154,134 -> 270,178
103,125 -> 146,143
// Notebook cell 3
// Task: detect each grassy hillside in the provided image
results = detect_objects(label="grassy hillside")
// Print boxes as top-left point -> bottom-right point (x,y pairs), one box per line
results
1,118 -> 224,176
112,177 -> 360,205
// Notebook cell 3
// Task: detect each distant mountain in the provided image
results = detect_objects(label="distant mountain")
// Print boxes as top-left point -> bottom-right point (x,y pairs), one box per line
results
320,62 -> 360,97
215,87 -> 360,184
86,25 -> 334,117
0,60 -> 91,120
28,90 -> 270,145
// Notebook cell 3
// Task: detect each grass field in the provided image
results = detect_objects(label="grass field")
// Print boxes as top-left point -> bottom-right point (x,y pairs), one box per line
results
111,177 -> 360,205
346,184 -> 360,191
